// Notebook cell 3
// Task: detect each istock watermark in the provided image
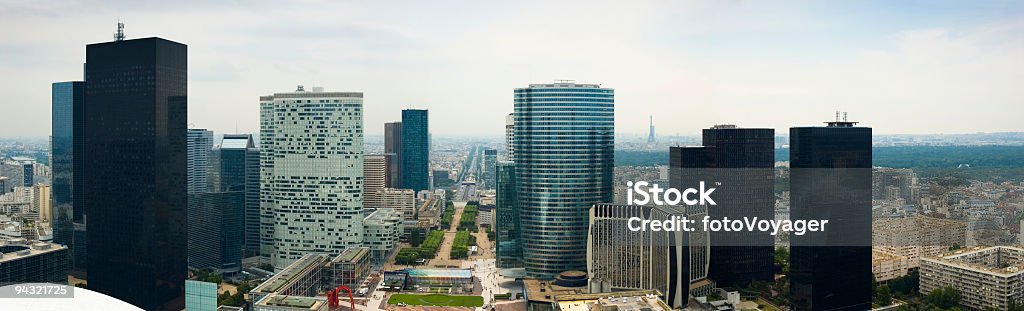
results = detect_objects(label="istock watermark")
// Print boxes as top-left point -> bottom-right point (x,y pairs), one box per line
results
623,180 -> 829,236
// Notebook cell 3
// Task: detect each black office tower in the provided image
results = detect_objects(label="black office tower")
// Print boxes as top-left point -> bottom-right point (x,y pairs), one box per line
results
401,110 -> 429,192
670,125 -> 775,288
215,135 -> 261,259
385,121 -> 402,188
789,120 -> 872,311
52,81 -> 86,278
84,37 -> 187,311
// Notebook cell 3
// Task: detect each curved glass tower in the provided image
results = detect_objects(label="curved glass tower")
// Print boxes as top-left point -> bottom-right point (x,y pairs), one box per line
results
514,81 -> 614,278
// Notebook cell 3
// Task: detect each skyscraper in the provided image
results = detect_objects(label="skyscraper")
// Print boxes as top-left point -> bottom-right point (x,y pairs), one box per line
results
495,161 -> 520,269
51,81 -> 85,277
384,122 -> 402,188
259,86 -> 364,270
83,36 -> 188,311
187,128 -> 213,194
363,154 -> 389,210
789,118 -> 872,311
504,113 -> 514,160
212,134 -> 260,259
669,125 -> 775,288
187,191 -> 242,274
481,148 -> 497,190
400,110 -> 429,192
514,81 -> 614,278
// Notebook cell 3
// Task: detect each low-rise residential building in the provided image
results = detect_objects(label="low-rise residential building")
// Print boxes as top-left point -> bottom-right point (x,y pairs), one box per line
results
872,250 -> 910,282
920,246 -> 1024,310
873,215 -> 967,267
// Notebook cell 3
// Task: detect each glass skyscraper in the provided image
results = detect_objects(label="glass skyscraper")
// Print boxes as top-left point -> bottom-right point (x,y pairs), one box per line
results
187,128 -> 213,194
384,121 -> 402,188
83,37 -> 188,311
789,120 -> 872,311
400,109 -> 429,192
495,161 -> 521,269
513,81 -> 614,278
670,125 -> 775,288
216,134 -> 261,258
51,81 -> 85,278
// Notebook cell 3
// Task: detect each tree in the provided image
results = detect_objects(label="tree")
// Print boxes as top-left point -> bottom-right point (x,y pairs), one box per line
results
925,286 -> 961,309
874,285 -> 892,306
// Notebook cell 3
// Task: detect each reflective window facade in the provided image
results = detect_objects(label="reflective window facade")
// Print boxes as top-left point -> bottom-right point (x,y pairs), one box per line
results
400,110 -> 429,192
513,82 -> 614,278
84,37 -> 188,311
50,81 -> 84,277
789,123 -> 872,311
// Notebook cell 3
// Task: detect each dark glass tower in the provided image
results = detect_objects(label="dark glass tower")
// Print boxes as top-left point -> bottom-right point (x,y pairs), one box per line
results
400,110 -> 429,192
384,121 -> 402,188
495,161 -> 521,269
789,121 -> 872,311
83,37 -> 187,311
216,135 -> 260,259
514,81 -> 614,278
669,125 -> 775,288
51,81 -> 85,277
187,191 -> 243,274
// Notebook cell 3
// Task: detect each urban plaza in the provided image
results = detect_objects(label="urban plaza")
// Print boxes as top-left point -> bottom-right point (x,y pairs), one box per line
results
626,215 -> 830,236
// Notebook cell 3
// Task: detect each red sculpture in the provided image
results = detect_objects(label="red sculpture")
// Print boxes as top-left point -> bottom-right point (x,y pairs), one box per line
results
327,285 -> 356,310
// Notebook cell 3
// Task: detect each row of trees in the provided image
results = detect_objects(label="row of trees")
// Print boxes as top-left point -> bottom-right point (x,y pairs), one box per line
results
440,202 -> 456,228
395,230 -> 446,265
450,230 -> 476,259
458,205 -> 479,231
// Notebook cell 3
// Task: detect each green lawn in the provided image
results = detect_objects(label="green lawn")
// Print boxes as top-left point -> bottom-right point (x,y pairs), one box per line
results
388,294 -> 484,307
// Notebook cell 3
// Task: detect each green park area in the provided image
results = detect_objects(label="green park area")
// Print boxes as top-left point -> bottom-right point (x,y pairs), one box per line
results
388,294 -> 484,307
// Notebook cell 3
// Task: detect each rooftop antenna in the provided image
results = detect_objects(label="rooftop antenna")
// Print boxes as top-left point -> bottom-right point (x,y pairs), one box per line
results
843,112 -> 848,122
835,110 -> 840,122
114,18 -> 125,41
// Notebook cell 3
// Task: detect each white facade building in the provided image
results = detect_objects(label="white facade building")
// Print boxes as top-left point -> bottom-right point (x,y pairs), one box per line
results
260,86 -> 365,270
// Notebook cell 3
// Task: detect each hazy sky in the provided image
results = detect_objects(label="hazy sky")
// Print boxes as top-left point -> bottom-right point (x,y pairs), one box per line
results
1,0 -> 1022,138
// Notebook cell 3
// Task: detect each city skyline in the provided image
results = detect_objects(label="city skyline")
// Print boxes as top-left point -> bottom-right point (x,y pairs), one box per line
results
2,1 -> 1023,139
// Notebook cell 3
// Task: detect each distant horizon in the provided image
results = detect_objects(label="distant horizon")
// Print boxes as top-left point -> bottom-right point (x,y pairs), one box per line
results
1,2 -> 1023,138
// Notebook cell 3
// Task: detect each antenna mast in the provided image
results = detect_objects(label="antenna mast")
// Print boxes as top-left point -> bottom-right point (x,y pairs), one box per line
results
114,19 -> 125,41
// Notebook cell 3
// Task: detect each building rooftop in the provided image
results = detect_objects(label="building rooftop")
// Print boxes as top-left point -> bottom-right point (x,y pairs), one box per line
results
251,254 -> 327,294
0,239 -> 66,263
256,293 -> 325,310
926,246 -> 1024,276
405,268 -> 472,279
554,290 -> 669,311
333,247 -> 370,264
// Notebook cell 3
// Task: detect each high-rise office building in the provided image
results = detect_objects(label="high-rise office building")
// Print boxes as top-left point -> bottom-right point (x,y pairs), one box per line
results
32,184 -> 51,223
1,159 -> 34,193
83,36 -> 188,311
187,129 -> 213,194
187,191 -> 242,274
384,122 -> 402,188
363,154 -> 389,210
588,204 -> 709,308
481,148 -> 497,190
669,125 -> 775,288
215,134 -> 261,258
504,113 -> 514,160
259,86 -> 364,270
400,110 -> 429,192
514,81 -> 614,278
51,81 -> 84,276
789,119 -> 872,311
495,161 -> 521,269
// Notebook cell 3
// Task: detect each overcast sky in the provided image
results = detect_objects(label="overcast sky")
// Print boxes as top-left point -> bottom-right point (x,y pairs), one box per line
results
1,0 -> 1022,138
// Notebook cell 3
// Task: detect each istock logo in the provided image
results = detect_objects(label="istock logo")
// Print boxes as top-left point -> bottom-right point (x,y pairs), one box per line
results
626,181 -> 717,206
